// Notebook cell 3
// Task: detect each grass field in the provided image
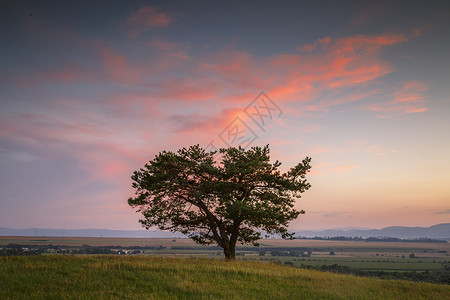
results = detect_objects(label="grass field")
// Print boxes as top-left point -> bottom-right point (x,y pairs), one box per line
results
248,256 -> 445,271
2,236 -> 449,274
2,236 -> 449,251
1,255 -> 449,299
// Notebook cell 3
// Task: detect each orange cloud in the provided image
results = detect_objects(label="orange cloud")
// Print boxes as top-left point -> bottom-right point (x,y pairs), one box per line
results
1,30 -> 425,183
8,30 -> 412,114
256,33 -> 408,108
168,32 -> 408,111
92,32 -> 413,118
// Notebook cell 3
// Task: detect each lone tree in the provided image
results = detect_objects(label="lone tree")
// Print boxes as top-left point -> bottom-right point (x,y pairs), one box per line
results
128,145 -> 311,260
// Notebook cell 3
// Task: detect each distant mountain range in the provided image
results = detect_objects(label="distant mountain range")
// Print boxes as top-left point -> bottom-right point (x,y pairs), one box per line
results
293,223 -> 450,239
0,228 -> 185,238
1,223 -> 449,239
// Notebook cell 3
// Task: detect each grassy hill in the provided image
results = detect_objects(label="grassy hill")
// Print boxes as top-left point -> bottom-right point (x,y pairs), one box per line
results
1,256 -> 449,299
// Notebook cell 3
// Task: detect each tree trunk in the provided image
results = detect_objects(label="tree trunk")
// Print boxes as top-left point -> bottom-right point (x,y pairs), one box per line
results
224,240 -> 237,260
223,243 -> 236,260
229,243 -> 236,260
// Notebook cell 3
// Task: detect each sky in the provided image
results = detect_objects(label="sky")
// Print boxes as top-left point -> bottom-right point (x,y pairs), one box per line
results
0,0 -> 449,231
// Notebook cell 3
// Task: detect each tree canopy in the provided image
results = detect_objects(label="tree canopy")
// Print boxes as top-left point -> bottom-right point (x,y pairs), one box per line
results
128,145 -> 311,260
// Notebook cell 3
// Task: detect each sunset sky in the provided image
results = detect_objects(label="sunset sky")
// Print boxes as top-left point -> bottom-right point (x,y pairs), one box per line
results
1,0 -> 449,231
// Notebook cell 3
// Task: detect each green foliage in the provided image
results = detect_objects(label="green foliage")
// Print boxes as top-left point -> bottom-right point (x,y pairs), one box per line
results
128,145 -> 311,259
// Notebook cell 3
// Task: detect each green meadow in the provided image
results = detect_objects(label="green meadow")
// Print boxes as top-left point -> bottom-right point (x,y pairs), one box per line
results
1,255 -> 449,299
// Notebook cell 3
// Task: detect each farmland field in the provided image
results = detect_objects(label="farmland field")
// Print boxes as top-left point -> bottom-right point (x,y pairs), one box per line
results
1,236 -> 449,274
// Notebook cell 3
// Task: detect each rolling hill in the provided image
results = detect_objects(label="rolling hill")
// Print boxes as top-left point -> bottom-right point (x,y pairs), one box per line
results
1,223 -> 449,239
1,256 -> 449,299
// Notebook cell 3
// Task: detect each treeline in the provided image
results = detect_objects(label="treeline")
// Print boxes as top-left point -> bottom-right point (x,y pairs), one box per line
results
269,249 -> 312,257
0,247 -> 42,256
290,263 -> 450,285
296,236 -> 448,243
0,244 -> 142,256
171,246 -> 314,252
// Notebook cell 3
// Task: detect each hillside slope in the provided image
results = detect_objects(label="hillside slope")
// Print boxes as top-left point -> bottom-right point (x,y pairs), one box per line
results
295,223 -> 450,239
0,256 -> 449,299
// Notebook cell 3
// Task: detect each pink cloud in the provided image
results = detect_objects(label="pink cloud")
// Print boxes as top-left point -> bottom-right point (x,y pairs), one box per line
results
88,32 -> 415,123
153,32 -> 408,111
350,3 -> 385,27
167,107 -> 243,138
404,106 -> 428,113
229,33 -> 407,113
298,36 -> 332,52
153,78 -> 219,101
393,81 -> 428,103
347,139 -> 387,157
6,62 -> 100,88
45,65 -> 97,84
0,108 -> 153,183
308,161 -> 357,176
101,47 -> 143,84
147,38 -> 182,51
199,49 -> 267,94
123,6 -> 173,37
370,81 -> 428,117
8,38 -> 190,88
8,30 -> 412,113
1,30 -> 425,184
12,5 -> 416,118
